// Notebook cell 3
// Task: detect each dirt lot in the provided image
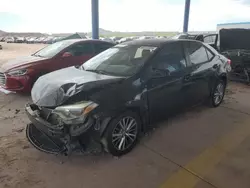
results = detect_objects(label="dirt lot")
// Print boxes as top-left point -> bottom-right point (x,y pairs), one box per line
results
0,42 -> 46,65
0,42 -> 250,188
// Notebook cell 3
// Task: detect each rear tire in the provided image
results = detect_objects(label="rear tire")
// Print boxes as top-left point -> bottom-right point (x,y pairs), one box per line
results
102,111 -> 141,156
209,80 -> 226,107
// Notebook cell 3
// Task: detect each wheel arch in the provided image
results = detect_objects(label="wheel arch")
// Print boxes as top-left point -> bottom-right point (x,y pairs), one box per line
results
219,73 -> 228,86
99,108 -> 144,156
208,72 -> 227,97
126,106 -> 146,132
99,106 -> 147,137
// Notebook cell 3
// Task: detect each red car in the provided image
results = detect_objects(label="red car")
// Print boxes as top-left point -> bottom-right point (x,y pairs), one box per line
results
0,39 -> 114,92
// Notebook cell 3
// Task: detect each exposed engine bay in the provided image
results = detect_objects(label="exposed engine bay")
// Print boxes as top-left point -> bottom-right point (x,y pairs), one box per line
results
220,29 -> 250,84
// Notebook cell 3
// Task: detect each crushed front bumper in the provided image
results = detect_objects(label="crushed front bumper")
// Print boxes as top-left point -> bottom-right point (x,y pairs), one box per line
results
26,123 -> 66,154
25,104 -> 100,155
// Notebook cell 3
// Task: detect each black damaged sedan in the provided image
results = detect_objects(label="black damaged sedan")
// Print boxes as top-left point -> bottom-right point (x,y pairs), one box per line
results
25,39 -> 231,156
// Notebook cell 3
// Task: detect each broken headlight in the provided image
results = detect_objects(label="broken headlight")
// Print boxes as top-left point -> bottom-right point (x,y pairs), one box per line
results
53,101 -> 98,124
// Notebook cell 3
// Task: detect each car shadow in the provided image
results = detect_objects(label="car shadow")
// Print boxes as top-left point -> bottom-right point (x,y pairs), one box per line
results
140,103 -> 211,143
35,103 -> 211,164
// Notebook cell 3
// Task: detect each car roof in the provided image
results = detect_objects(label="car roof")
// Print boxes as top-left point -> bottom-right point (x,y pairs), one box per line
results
59,39 -> 114,44
121,38 -> 200,47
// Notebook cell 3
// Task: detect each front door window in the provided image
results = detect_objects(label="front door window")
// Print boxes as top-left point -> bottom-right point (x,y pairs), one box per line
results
152,42 -> 187,74
147,42 -> 187,122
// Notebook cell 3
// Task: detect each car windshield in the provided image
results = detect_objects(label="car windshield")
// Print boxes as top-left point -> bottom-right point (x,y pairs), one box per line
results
81,44 -> 157,77
32,40 -> 73,58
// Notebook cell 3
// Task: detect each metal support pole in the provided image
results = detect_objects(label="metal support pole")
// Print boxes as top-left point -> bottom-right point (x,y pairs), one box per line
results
183,0 -> 191,33
91,0 -> 99,39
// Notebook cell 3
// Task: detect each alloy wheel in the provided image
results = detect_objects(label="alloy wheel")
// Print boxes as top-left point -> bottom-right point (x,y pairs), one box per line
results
213,83 -> 224,105
112,116 -> 138,151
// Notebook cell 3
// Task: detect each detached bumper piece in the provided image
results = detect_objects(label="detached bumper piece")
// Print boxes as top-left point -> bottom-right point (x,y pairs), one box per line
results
25,104 -> 101,156
26,123 -> 66,154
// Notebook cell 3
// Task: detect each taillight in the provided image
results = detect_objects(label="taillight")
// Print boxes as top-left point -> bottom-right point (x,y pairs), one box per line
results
226,59 -> 232,72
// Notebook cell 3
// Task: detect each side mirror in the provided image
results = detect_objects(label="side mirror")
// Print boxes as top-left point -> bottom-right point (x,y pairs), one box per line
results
62,52 -> 73,58
151,67 -> 170,78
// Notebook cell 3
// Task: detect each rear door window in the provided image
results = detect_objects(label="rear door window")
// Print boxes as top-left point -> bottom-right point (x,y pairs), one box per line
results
93,43 -> 114,54
67,43 -> 94,56
186,41 -> 209,65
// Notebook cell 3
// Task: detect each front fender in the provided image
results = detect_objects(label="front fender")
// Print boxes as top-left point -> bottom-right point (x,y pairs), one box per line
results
93,91 -> 149,137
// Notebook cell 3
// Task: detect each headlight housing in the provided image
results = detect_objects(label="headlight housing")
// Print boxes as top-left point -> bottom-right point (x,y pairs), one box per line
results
53,101 -> 98,124
7,69 -> 28,76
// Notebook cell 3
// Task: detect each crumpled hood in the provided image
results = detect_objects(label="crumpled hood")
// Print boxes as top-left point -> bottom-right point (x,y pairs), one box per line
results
220,28 -> 250,52
31,67 -> 123,107
1,55 -> 48,71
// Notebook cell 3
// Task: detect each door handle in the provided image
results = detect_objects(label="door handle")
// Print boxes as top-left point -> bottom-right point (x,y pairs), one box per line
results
183,74 -> 191,81
213,64 -> 219,69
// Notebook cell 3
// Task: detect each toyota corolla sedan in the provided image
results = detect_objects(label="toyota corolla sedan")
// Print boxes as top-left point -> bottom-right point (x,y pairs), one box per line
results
25,39 -> 231,156
0,39 -> 114,92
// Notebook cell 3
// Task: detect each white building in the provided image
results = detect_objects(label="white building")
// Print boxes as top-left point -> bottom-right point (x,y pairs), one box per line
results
217,22 -> 250,31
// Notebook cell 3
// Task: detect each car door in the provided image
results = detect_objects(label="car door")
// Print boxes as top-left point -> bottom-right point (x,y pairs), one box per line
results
203,34 -> 218,50
92,42 -> 114,55
183,41 -> 216,105
146,41 -> 188,123
58,42 -> 95,68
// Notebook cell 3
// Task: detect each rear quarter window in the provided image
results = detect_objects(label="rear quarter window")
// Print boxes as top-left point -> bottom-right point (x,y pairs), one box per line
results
187,42 -> 209,65
203,43 -> 218,55
205,48 -> 214,61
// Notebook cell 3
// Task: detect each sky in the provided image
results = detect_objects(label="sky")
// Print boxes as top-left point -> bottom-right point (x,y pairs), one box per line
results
1,0 -> 250,33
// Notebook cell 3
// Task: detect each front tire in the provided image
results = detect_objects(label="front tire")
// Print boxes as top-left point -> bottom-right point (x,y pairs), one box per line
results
209,80 -> 226,107
102,111 -> 141,156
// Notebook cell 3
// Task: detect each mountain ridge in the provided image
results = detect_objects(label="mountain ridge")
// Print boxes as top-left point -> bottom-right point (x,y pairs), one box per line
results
0,28 -> 178,37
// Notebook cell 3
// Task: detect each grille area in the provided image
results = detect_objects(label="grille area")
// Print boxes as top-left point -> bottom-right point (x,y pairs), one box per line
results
0,72 -> 6,86
26,123 -> 65,154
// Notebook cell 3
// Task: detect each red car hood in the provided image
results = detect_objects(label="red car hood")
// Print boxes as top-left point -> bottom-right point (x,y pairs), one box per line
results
1,55 -> 49,72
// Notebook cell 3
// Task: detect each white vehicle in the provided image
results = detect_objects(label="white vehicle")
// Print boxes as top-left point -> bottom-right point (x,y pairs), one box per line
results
118,37 -> 133,43
102,38 -> 114,43
6,37 -> 15,43
16,37 -> 25,43
138,36 -> 154,40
